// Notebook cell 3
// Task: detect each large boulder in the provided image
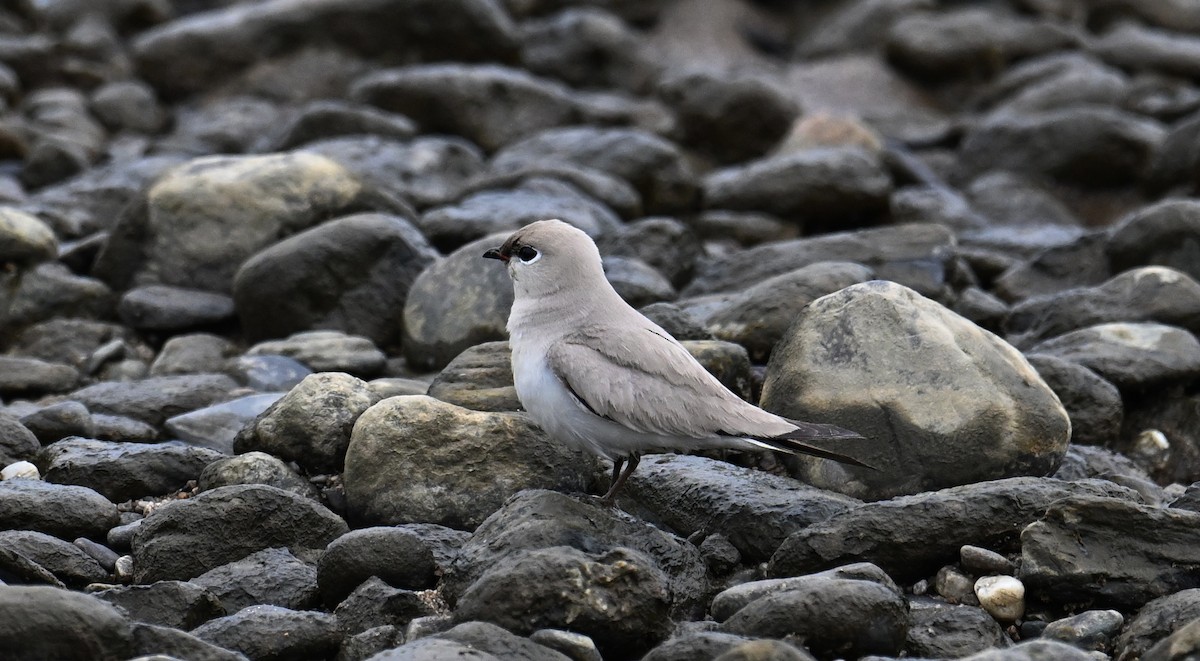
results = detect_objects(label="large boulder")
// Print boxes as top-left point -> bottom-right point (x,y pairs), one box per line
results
761,281 -> 1071,500
0,586 -> 134,661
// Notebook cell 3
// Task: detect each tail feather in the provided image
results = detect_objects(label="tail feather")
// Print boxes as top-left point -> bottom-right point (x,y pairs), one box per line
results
744,420 -> 875,469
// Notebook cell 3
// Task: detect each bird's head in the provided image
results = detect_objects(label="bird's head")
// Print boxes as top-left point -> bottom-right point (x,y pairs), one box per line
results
483,219 -> 606,299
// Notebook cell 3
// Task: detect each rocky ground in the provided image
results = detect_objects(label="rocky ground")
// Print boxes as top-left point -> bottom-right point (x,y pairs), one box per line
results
1,0 -> 1200,659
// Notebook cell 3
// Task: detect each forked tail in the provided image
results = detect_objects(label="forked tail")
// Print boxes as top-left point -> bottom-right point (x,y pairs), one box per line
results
745,420 -> 875,469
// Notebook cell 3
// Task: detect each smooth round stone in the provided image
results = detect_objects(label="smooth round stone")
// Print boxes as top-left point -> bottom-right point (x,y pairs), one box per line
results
1,461 -> 39,480
961,545 -> 1014,574
975,575 -> 1026,622
118,284 -> 236,332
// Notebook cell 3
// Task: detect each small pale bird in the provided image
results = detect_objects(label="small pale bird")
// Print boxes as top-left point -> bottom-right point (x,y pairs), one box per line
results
484,219 -> 868,504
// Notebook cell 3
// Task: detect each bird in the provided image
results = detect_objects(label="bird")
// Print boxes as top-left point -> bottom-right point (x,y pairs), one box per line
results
484,219 -> 869,504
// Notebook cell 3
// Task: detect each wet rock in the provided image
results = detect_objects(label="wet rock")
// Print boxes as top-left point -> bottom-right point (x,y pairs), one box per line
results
1026,354 -> 1123,447
198,452 -> 318,500
191,547 -> 320,614
521,8 -> 660,94
165,394 -> 284,455
427,341 -> 520,412
235,372 -> 379,474
333,577 -> 433,637
132,0 -> 518,97
246,331 -> 386,377
233,213 -> 436,346
683,223 -> 953,298
128,622 -> 248,661
18,401 -> 93,445
768,477 -> 1134,582
622,454 -> 860,563
0,479 -> 118,540
1115,589 -> 1200,661
1108,200 -> 1200,283
343,396 -> 596,529
418,179 -> 620,252
190,605 -> 341,661
0,530 -> 108,587
353,64 -> 582,152
604,255 -> 676,307
0,207 -> 56,268
762,281 -> 1070,500
1029,322 -> 1200,390
68,373 -> 237,427
0,413 -> 39,463
0,586 -> 133,661
906,600 -> 1010,658
41,438 -> 225,503
703,148 -> 890,232
118,285 -> 236,333
401,234 -> 511,371
492,126 -> 697,214
1042,609 -> 1124,653
1021,496 -> 1200,608
455,546 -> 672,659
658,71 -> 797,164
317,527 -> 436,606
92,581 -> 223,630
132,484 -> 347,582
148,334 -> 238,377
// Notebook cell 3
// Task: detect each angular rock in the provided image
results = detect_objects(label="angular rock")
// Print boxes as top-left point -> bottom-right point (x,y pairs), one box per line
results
658,71 -> 797,164
132,484 -> 347,582
233,213 -> 436,346
92,581 -> 223,630
0,479 -> 118,541
129,622 -> 248,661
761,281 -> 1070,500
1108,200 -> 1200,283
333,577 -> 433,637
198,452 -> 318,500
1029,322 -> 1200,390
189,605 -> 341,661
343,396 -> 596,529
234,372 -> 379,473
191,547 -> 320,614
455,546 -> 672,659
118,285 -> 236,333
906,600 -> 1010,658
1115,589 -> 1200,661
317,527 -> 437,606
0,356 -> 79,397
391,523 -> 471,573
165,394 -> 284,455
0,530 -> 108,587
1026,355 -> 1123,447
1143,617 -> 1200,661
68,374 -> 238,427
338,625 -> 404,661
622,454 -> 859,563
768,477 -> 1136,582
246,331 -> 386,377
1020,495 -> 1200,608
427,341 -> 519,412
41,438 -> 225,503
0,586 -> 133,661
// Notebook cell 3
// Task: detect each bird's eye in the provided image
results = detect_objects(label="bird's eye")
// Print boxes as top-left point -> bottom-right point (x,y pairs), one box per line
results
517,245 -> 539,263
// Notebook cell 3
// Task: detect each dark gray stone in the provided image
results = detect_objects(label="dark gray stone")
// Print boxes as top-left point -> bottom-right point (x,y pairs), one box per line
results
642,631 -> 753,661
149,334 -> 238,377
246,331 -> 386,377
0,530 -> 108,587
712,563 -> 899,622
1026,354 -> 1124,447
92,581 -> 224,630
333,577 -> 433,637
265,100 -> 416,151
427,341 -> 520,412
1108,200 -> 1200,284
956,639 -> 1095,660
658,71 -> 797,164
603,255 -> 676,307
0,479 -> 119,541
0,356 -> 79,396
317,527 -> 437,606
0,586 -> 134,661
118,285 -> 236,332
41,438 -> 225,503
198,452 -> 319,500
1115,589 -> 1200,661
20,401 -> 95,445
993,232 -> 1112,302
191,547 -> 319,614
337,625 -> 403,661
0,413 -> 39,464
89,80 -> 166,133
905,600 -> 1010,658
189,605 -> 341,661
225,355 -> 312,392
520,8 -> 660,94
68,374 -> 238,427
129,622 -> 248,661
165,394 -> 284,455
1029,322 -> 1200,390
1041,609 -> 1124,653
436,621 -> 570,661
1091,21 -> 1200,80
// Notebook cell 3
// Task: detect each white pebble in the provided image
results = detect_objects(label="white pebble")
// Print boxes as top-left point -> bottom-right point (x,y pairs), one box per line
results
115,555 -> 135,582
1,461 -> 39,480
975,575 -> 1025,622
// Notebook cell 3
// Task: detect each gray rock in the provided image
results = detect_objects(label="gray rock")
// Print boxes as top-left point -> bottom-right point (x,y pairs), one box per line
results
529,629 -> 602,661
0,263 -> 114,334
0,413 -> 39,464
689,210 -> 798,247
149,334 -> 238,377
886,7 -> 1076,80
890,185 -> 988,236
1091,21 -> 1200,80
621,454 -> 860,563
682,261 -> 874,362
683,223 -> 954,298
1007,267 -> 1200,347
1029,322 -> 1200,389
762,281 -> 1070,500
132,484 -> 347,582
132,0 -> 518,97
19,401 -> 94,445
1020,495 -> 1200,608
492,126 -> 698,214
658,71 -> 797,164
713,640 -> 815,661
906,600 -> 1010,658
0,586 -> 134,661
1148,110 -> 1200,192
952,287 -> 1009,331
235,372 -> 379,473
165,394 -> 284,455
224,355 -> 312,392
264,100 -> 416,152
68,373 -> 238,427
1115,589 -> 1200,661
521,6 -> 659,92
962,172 -> 1084,255
642,631 -> 754,661
1173,483 -> 1200,513
797,0 -> 935,58
118,285 -> 236,332
960,545 -> 1015,575
959,107 -> 1164,187
596,217 -> 700,288
958,639 -> 1097,660
92,581 -> 224,630
246,331 -> 387,377
1042,609 -> 1124,653
0,207 -> 56,269
977,53 -> 1129,118
703,148 -> 891,231
712,563 -> 899,622
418,178 -> 621,252
436,621 -> 571,661
90,414 -> 157,443
343,396 -> 597,529
89,80 -> 165,133
189,605 -> 341,661
0,355 -> 79,396
603,255 -> 676,307
443,490 -> 707,620
1053,444 -> 1165,504
353,64 -> 582,152
333,577 -> 433,637
458,162 -> 643,220
719,567 -> 908,659
401,234 -> 512,371
191,547 -> 320,614
0,479 -> 118,540
427,341 -> 520,412
233,213 -> 436,346
768,477 -> 1136,582
0,530 -> 108,587
93,152 -> 369,294
41,438 -> 225,503
993,232 -> 1112,303
455,546 -> 672,659
19,88 -> 106,188
338,625 -> 404,661
390,523 -> 471,574
638,303 -> 713,342
1143,616 -> 1200,661
1108,200 -> 1200,283
198,452 -> 319,500
129,622 -> 248,661
366,637 -> 498,660
1028,354 -> 1124,447
317,527 -> 437,606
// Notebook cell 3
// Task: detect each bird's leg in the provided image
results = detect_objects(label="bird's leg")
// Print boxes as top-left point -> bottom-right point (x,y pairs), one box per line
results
609,457 -> 624,491
600,454 -> 640,506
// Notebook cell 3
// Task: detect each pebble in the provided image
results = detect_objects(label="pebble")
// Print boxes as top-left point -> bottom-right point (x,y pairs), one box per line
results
1,461 -> 39,480
974,575 -> 1026,622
